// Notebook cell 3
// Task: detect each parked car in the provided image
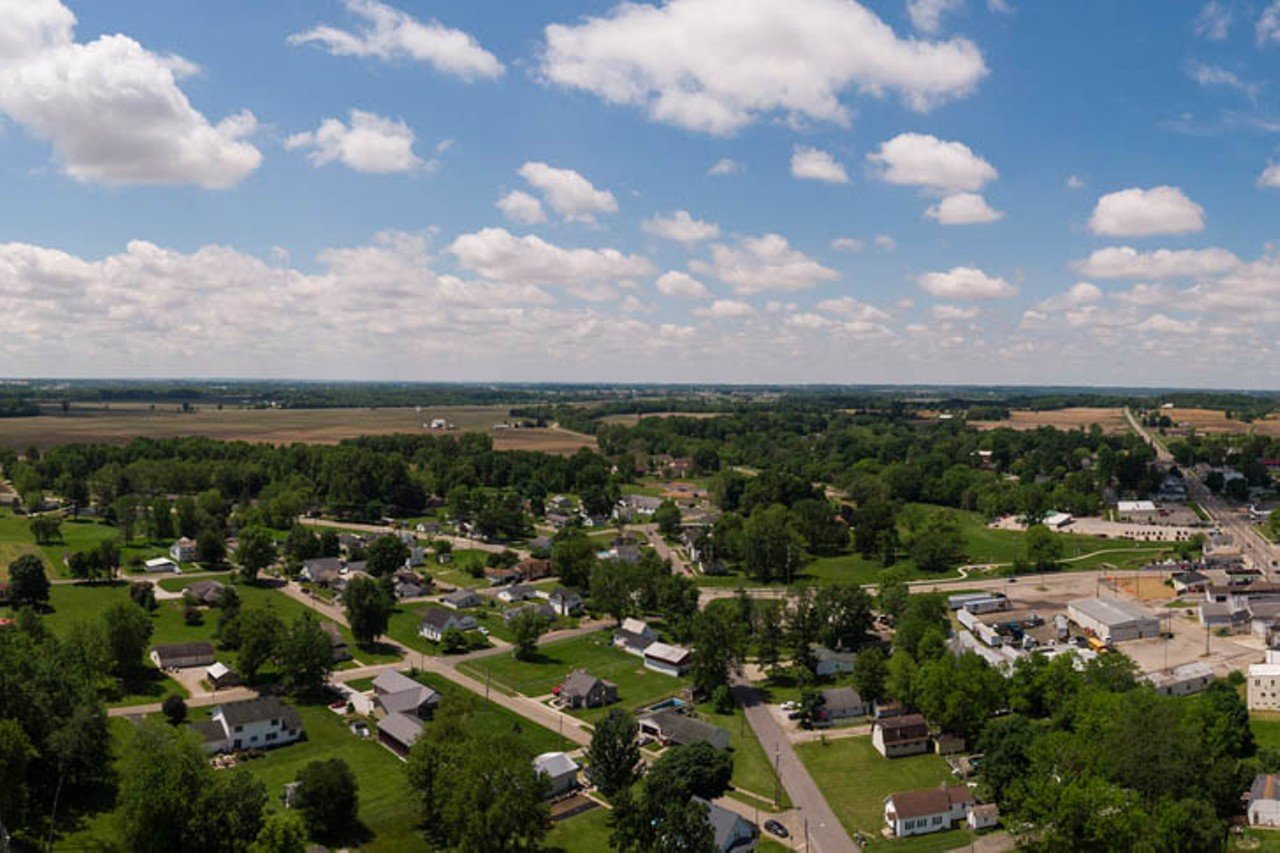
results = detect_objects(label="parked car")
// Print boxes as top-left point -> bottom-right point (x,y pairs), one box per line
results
780,701 -> 800,712
764,820 -> 789,839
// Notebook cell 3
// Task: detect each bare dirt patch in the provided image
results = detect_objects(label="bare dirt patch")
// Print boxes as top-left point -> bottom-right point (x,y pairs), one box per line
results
1112,575 -> 1176,602
971,407 -> 1129,434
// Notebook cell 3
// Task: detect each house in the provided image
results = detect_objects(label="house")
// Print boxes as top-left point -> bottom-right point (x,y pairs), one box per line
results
556,669 -> 618,709
528,536 -> 553,555
1198,602 -> 1248,633
533,752 -> 580,798
419,607 -> 478,643
614,494 -> 663,522
883,786 -> 974,838
503,602 -> 556,623
1171,571 -> 1209,594
613,617 -> 658,656
184,579 -> 225,606
644,642 -> 693,677
191,696 -> 304,754
484,567 -> 520,586
373,670 -> 440,719
377,711 -> 424,757
1067,597 -> 1160,642
812,645 -> 857,677
407,546 -> 427,567
392,570 -> 429,600
442,589 -> 481,610
143,557 -> 179,573
498,584 -> 536,603
517,557 -> 553,580
968,803 -> 1000,831
547,587 -> 583,617
819,687 -> 868,721
872,714 -> 931,758
206,661 -> 239,689
300,557 -> 343,585
319,621 -> 352,662
170,537 -> 197,562
693,796 -> 757,852
639,710 -> 731,750
151,641 -> 216,670
1249,774 -> 1280,827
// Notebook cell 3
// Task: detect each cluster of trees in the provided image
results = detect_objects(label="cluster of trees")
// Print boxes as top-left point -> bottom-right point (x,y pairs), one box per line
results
588,550 -> 699,636
219,606 -> 335,693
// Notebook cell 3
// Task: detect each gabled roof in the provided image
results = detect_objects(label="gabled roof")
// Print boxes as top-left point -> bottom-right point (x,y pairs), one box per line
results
646,710 -> 730,749
533,751 -> 579,778
691,797 -> 751,849
216,696 -> 301,729
561,669 -> 613,698
887,786 -> 974,820
443,589 -> 479,605
877,713 -> 930,743
152,641 -> 215,662
377,711 -> 423,748
644,642 -> 691,665
821,687 -> 865,714
420,607 -> 464,630
1254,774 -> 1280,803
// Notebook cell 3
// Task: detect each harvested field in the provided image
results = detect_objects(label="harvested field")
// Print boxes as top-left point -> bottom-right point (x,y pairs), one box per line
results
972,407 -> 1129,434
0,404 -> 596,455
597,411 -> 723,426
1164,406 -> 1280,437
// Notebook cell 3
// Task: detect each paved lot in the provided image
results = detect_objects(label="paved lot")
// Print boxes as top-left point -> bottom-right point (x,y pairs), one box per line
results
990,515 -> 1201,542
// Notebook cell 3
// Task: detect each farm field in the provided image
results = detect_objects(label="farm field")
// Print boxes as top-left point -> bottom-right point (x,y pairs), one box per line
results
0,403 -> 596,454
461,630 -> 688,724
971,406 -> 1129,434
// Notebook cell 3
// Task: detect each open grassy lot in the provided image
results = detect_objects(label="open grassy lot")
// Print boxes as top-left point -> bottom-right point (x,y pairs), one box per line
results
794,735 -> 955,841
461,631 -> 688,724
1232,828 -> 1280,851
0,403 -> 595,455
546,805 -> 613,851
0,508 -> 168,578
1252,712 -> 1280,752
694,703 -> 791,809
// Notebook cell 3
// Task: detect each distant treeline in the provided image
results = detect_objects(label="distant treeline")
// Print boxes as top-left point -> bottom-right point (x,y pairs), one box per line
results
0,398 -> 39,418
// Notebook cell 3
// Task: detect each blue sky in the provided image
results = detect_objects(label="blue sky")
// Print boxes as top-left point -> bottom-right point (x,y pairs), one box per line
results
2,0 -> 1280,386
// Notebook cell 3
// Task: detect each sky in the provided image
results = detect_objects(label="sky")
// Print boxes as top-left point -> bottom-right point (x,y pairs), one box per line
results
2,0 -> 1280,387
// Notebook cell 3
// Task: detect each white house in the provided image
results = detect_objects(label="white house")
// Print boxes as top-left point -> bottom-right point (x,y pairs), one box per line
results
533,752 -> 580,797
547,587 -> 583,617
872,714 -> 931,758
968,803 -> 1000,831
170,537 -> 197,563
812,645 -> 856,677
1249,648 -> 1280,711
418,607 -> 478,643
884,786 -> 974,838
613,618 -> 658,656
1251,775 -> 1280,827
191,697 -> 304,754
144,557 -> 179,573
644,642 -> 692,677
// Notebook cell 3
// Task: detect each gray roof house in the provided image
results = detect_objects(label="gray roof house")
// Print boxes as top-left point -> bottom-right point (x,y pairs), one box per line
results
419,607 -> 478,642
151,641 -> 216,670
819,687 -> 868,721
639,710 -> 731,751
442,589 -> 481,610
533,751 -> 581,798
377,711 -> 424,757
612,617 -> 657,656
547,587 -> 583,616
191,696 -> 304,754
184,580 -> 225,606
300,557 -> 344,584
693,797 -> 757,851
373,670 -> 440,719
557,669 -> 619,709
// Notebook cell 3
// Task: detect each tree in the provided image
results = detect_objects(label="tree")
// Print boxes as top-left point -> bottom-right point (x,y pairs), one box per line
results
284,524 -> 322,564
877,569 -> 910,619
647,742 -> 733,799
587,709 -> 641,799
162,694 -> 187,725
234,608 -> 283,682
1024,524 -> 1063,572
689,606 -> 746,697
509,607 -> 552,661
250,810 -> 308,853
196,524 -> 226,567
278,612 -> 334,694
814,584 -> 873,650
894,594 -> 950,661
103,601 -> 154,680
654,500 -> 682,537
914,652 -> 1006,743
343,574 -> 391,646
8,554 -> 49,607
610,783 -> 716,853
0,719 -> 35,833
236,525 -> 277,583
29,515 -> 62,545
791,498 -> 849,554
853,647 -> 888,703
885,649 -> 919,706
366,535 -> 410,577
150,498 -> 175,541
742,504 -> 805,584
293,758 -> 359,841
756,600 -> 784,673
909,512 -> 966,573
551,529 -> 597,589
590,562 -> 634,625
852,495 -> 899,563
440,627 -> 468,654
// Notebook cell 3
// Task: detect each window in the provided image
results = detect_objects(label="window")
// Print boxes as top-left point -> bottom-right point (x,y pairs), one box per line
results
234,725 -> 243,732
266,733 -> 277,742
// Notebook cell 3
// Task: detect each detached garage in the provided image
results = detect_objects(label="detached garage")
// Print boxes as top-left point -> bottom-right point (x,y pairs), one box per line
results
1067,597 -> 1161,643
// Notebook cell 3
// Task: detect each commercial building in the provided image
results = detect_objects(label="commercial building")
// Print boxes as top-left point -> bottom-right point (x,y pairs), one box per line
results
1066,597 -> 1161,643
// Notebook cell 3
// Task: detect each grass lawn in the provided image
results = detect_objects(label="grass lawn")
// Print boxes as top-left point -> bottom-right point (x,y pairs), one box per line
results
546,805 -> 613,851
795,735 -> 954,841
412,671 -> 574,754
694,703 -> 791,809
0,508 -> 169,578
1232,828 -> 1280,851
461,631 -> 688,724
1253,712 -> 1280,752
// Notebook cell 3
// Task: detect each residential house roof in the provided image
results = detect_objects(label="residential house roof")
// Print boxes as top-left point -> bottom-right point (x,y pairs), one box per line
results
644,642 -> 692,666
443,589 -> 480,607
185,580 -> 224,602
877,714 -> 930,744
1253,774 -> 1280,803
887,786 -> 974,820
691,797 -> 752,850
647,710 -> 730,750
217,696 -> 302,730
821,687 -> 865,716
561,669 -> 613,700
533,751 -> 579,779
152,641 -> 215,663
377,712 -> 423,748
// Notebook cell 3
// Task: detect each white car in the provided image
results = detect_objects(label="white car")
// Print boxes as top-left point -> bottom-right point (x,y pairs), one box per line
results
780,701 -> 800,712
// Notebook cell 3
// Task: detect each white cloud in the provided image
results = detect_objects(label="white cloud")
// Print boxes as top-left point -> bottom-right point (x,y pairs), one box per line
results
1087,186 -> 1205,237
1260,1 -> 1280,45
1259,163 -> 1280,188
791,146 -> 850,184
816,296 -> 892,321
495,191 -> 546,225
285,110 -> 422,174
692,234 -> 841,295
517,162 -> 618,223
643,210 -> 721,244
933,303 -> 980,320
1135,313 -> 1197,334
867,132 -> 997,193
288,0 -> 503,81
917,266 -> 1017,299
1072,246 -> 1240,279
830,237 -> 866,252
708,158 -> 744,176
908,0 -> 963,34
0,0 -> 261,188
1063,282 -> 1102,304
695,299 -> 757,319
874,234 -> 898,251
655,271 -> 711,299
1066,175 -> 1085,190
448,229 -> 652,295
1195,2 -> 1232,40
541,0 -> 987,135
925,192 -> 1003,224
988,0 -> 1014,12
1187,62 -> 1258,99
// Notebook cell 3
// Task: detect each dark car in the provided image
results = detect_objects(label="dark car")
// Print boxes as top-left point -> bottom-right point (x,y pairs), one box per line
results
763,820 -> 789,838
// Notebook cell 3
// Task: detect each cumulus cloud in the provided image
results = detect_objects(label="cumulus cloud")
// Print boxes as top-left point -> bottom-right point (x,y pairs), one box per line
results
0,0 -> 261,188
289,0 -> 503,81
933,304 -> 980,320
830,237 -> 865,252
791,146 -> 850,184
867,133 -> 997,193
708,158 -> 744,176
917,266 -> 1017,299
541,0 -> 987,135
1195,1 -> 1232,40
695,299 -> 757,319
1135,313 -> 1197,334
692,234 -> 841,295
924,192 -> 1003,224
1259,163 -> 1280,188
874,234 -> 898,251
815,296 -> 891,321
643,211 -> 720,244
495,191 -> 546,225
1072,246 -> 1240,279
655,271 -> 711,299
516,162 -> 618,223
285,110 -> 422,174
448,228 -> 653,297
908,0 -> 963,33
1260,1 -> 1280,45
1088,186 -> 1205,237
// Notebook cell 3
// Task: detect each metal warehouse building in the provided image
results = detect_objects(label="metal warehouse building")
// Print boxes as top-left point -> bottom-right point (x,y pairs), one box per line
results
1067,597 -> 1161,643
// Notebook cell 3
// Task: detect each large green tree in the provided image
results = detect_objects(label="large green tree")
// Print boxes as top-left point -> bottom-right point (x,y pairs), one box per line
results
343,575 -> 391,646
8,554 -> 49,607
278,612 -> 334,694
587,710 -> 641,799
293,758 -> 359,841
236,525 -> 277,583
742,504 -> 805,584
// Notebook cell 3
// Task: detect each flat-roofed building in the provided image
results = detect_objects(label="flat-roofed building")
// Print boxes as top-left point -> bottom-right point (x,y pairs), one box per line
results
1067,597 -> 1160,642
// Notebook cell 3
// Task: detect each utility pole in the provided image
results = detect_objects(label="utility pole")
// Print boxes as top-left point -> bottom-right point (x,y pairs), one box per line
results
773,744 -> 781,809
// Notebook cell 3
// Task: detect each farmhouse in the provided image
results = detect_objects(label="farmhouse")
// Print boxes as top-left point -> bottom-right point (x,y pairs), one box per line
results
150,641 -> 216,671
644,642 -> 693,677
1067,597 -> 1161,643
883,786 -> 975,838
613,617 -> 658,656
872,714 -> 931,758
533,752 -> 580,797
1249,774 -> 1280,827
418,607 -> 478,643
192,696 -> 303,754
169,537 -> 197,562
639,710 -> 731,750
556,669 -> 619,710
